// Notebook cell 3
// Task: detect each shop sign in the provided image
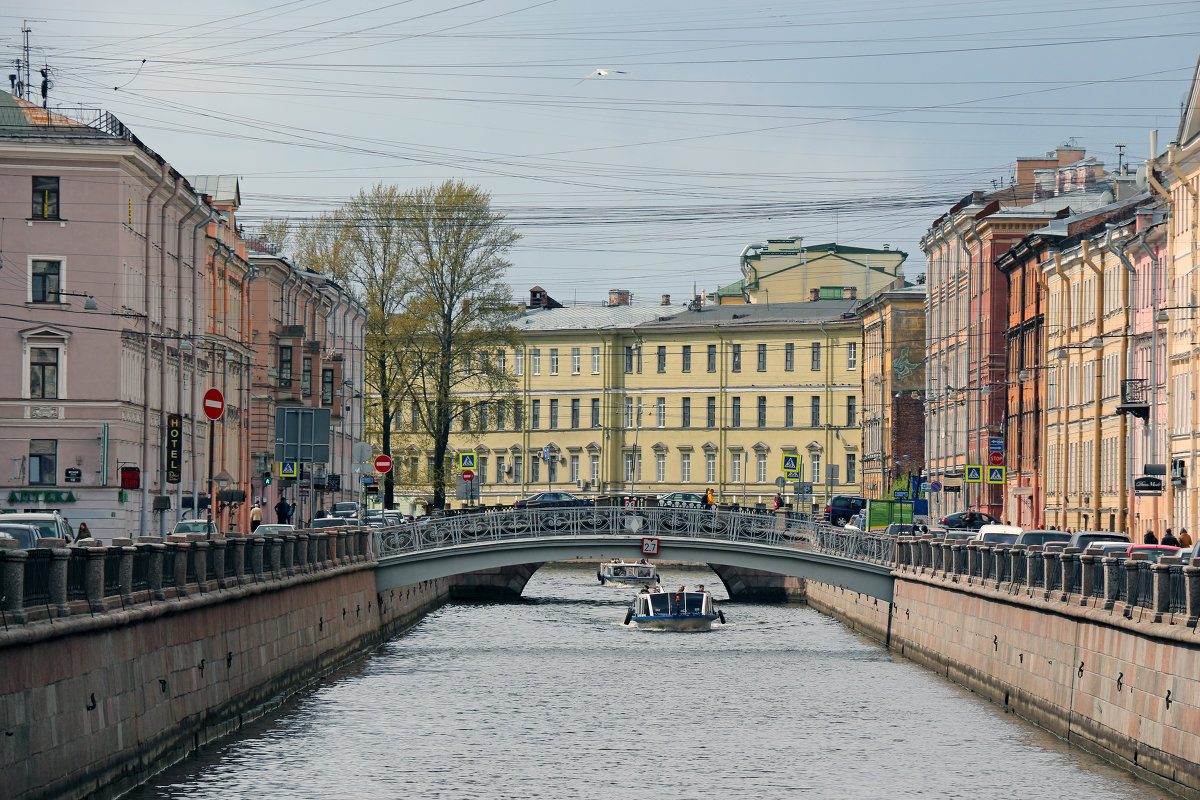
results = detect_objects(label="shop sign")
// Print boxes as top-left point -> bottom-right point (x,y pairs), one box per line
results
7,489 -> 78,504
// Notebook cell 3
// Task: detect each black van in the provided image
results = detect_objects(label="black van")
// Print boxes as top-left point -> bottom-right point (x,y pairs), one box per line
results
825,496 -> 867,525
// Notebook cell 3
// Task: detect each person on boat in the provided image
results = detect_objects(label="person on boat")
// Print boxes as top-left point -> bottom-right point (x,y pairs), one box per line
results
677,585 -> 686,592
696,584 -> 706,593
653,583 -> 664,593
640,585 -> 650,593
638,557 -> 649,565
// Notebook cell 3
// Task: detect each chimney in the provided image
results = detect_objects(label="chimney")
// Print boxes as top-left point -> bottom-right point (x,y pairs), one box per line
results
809,288 -> 820,302
608,289 -> 632,307
661,294 -> 671,306
843,287 -> 857,300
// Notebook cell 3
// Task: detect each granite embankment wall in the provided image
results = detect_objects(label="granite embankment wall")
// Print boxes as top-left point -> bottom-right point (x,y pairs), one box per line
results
807,574 -> 1200,799
1,547 -> 449,800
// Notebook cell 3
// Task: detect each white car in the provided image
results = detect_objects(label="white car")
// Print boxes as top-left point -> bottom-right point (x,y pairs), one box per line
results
658,491 -> 705,507
171,519 -> 219,537
844,513 -> 866,532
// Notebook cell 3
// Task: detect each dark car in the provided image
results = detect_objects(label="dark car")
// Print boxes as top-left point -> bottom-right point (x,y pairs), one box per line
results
824,496 -> 867,525
331,502 -> 359,519
1068,531 -> 1130,550
513,492 -> 588,508
938,510 -> 1000,530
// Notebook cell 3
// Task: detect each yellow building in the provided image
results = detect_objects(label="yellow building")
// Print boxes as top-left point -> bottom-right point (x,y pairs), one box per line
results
714,240 -> 906,304
440,293 -> 865,509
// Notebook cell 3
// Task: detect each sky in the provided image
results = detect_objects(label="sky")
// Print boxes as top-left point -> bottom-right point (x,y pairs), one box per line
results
4,0 -> 1197,305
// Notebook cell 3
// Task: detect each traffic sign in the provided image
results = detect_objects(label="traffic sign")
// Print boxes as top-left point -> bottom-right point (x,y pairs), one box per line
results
202,388 -> 225,421
988,437 -> 1004,452
459,452 -> 476,470
930,480 -> 943,492
894,491 -> 909,499
641,537 -> 660,555
279,461 -> 298,479
989,451 -> 1004,466
781,454 -> 799,472
784,470 -> 800,481
965,466 -> 983,483
374,454 -> 393,473
987,466 -> 1006,484
462,469 -> 475,482
774,476 -> 786,489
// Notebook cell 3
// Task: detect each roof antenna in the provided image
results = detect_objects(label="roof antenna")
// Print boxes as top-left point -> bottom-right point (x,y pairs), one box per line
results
39,66 -> 52,108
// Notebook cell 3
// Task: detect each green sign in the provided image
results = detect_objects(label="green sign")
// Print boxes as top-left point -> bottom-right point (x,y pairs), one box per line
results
7,489 -> 77,504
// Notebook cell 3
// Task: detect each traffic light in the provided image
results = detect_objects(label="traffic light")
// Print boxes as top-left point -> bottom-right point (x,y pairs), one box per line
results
119,466 -> 140,490
263,470 -> 272,486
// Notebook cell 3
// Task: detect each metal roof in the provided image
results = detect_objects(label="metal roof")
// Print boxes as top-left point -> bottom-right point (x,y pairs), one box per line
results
516,305 -> 677,331
635,300 -> 861,330
189,175 -> 241,207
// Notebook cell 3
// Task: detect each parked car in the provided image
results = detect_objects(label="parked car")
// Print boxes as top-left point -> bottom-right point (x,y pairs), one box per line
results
658,491 -> 705,507
254,524 -> 294,536
171,519 -> 219,538
883,523 -> 918,536
310,517 -> 359,528
1068,531 -> 1130,550
825,495 -> 867,525
941,530 -> 977,541
0,523 -> 40,549
1084,541 -> 1136,558
938,510 -> 999,530
513,492 -> 588,508
974,524 -> 1021,544
1014,530 -> 1071,548
0,512 -> 74,541
331,502 -> 359,519
1125,544 -> 1181,563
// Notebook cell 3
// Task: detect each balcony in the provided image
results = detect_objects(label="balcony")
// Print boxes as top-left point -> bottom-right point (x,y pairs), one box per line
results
280,325 -> 305,338
1117,378 -> 1150,421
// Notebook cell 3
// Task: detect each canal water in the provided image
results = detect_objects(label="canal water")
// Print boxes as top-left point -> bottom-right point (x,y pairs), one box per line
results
128,564 -> 1174,799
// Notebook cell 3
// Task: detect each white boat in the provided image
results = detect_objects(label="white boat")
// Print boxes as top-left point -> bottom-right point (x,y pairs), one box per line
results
623,589 -> 725,631
597,561 -> 659,585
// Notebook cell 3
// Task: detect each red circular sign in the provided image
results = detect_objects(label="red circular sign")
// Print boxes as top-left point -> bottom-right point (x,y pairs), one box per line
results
988,452 -> 1004,466
373,454 -> 393,473
462,469 -> 475,482
202,388 -> 225,421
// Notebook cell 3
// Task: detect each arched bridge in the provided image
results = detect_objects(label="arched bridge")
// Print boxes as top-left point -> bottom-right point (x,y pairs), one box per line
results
373,506 -> 896,602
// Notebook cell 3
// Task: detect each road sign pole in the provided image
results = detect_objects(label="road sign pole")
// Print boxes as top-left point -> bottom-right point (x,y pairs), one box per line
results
206,419 -> 215,529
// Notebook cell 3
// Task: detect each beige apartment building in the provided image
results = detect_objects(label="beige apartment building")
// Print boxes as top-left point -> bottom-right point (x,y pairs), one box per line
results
715,240 -> 905,304
437,292 -> 865,509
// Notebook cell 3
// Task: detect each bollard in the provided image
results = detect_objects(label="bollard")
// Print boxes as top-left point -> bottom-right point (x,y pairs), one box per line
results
951,543 -> 966,579
229,537 -> 246,583
966,543 -> 980,583
1025,546 -> 1043,595
919,536 -> 933,572
1103,556 -> 1122,611
209,538 -> 227,589
117,543 -> 135,606
307,532 -> 319,571
169,540 -> 190,597
1185,560 -> 1200,627
1152,562 -> 1173,621
1060,548 -> 1081,601
279,534 -> 294,577
249,535 -> 266,581
1041,548 -> 1059,601
1010,545 -> 1027,591
83,546 -> 107,613
1080,551 -> 1096,603
0,546 -> 28,624
191,539 -> 210,592
1123,556 -> 1145,611
141,542 -> 166,601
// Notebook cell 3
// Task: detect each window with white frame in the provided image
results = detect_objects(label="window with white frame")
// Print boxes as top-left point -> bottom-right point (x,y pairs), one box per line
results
705,452 -> 716,483
591,346 -> 600,374
730,452 -> 742,483
531,348 -> 541,375
624,452 -> 636,483
569,454 -> 579,483
29,344 -> 61,399
571,347 -> 580,375
589,454 -> 599,482
515,349 -> 524,375
30,259 -> 62,303
810,453 -> 822,484
624,396 -> 633,427
655,453 -> 666,482
756,452 -> 767,483
680,452 -> 691,482
549,348 -> 558,375
847,342 -> 857,370
656,397 -> 666,427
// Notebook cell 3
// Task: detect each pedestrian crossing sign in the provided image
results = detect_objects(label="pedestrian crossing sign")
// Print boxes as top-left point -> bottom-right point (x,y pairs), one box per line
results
987,466 -> 1006,484
459,452 -> 476,470
784,470 -> 800,481
781,454 -> 799,473
279,461 -> 298,478
965,466 -> 983,483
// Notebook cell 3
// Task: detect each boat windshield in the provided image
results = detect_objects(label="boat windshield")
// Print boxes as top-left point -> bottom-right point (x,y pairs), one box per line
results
607,563 -> 655,578
647,592 -> 708,615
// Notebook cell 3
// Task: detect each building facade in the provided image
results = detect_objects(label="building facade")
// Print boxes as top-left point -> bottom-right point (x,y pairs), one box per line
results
715,240 -> 906,304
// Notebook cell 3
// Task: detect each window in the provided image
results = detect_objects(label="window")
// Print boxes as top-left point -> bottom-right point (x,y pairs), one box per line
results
549,348 -> 559,375
847,396 -> 857,426
784,343 -> 795,372
477,401 -> 489,430
656,397 -> 666,427
784,396 -> 794,427
655,453 -> 666,482
496,456 -> 506,483
460,403 -> 472,431
811,453 -> 822,484
411,403 -> 419,429
531,399 -> 541,429
30,346 -> 59,399
571,347 -> 580,375
31,259 -> 61,303
757,395 -> 767,427
549,398 -> 559,428
589,454 -> 599,482
625,346 -> 634,374
706,396 -> 716,427
847,342 -> 858,370
531,457 -> 540,483
682,397 -> 691,428
496,401 -> 507,431
731,397 -> 741,427
731,344 -> 742,373
301,356 -> 312,396
32,176 -> 59,220
731,453 -> 742,483
707,344 -> 717,372
531,348 -> 541,375
497,349 -> 507,373
624,453 -> 636,483
514,401 -> 524,430
591,347 -> 601,374
29,440 -> 56,486
705,452 -> 716,483
756,452 -> 767,483
514,455 -> 524,482
657,345 -> 667,373
811,342 -> 822,371
682,345 -> 692,373
757,343 -> 767,372
680,452 -> 692,482
846,454 -> 857,485
624,396 -> 634,427
571,398 -> 580,429
321,370 -> 334,405
591,398 -> 600,428
636,345 -> 643,373
810,396 -> 820,427
570,454 -> 580,483
515,349 -> 524,376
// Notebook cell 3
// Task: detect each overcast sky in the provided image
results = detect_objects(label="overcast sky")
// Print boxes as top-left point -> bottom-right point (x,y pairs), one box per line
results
4,1 -> 1196,304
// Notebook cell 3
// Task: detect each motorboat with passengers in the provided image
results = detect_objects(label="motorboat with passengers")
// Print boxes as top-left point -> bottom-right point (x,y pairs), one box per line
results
623,587 -> 725,631
597,559 -> 659,585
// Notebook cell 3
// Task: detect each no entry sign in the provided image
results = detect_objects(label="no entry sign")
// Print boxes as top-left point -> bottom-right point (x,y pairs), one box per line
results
373,454 -> 393,473
202,388 -> 225,421
462,469 -> 475,482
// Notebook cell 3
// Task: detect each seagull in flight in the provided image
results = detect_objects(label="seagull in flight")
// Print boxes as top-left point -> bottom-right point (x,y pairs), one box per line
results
576,68 -> 626,85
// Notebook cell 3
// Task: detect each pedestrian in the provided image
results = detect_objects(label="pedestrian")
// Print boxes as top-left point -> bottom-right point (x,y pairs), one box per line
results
1145,529 -> 1159,545
288,500 -> 298,525
704,487 -> 715,509
274,496 -> 290,525
75,522 -> 91,542
1180,528 -> 1193,548
1162,529 -> 1180,548
773,492 -> 782,510
249,502 -> 262,533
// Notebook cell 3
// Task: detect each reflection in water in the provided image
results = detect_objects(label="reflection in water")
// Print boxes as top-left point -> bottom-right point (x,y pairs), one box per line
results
129,564 -> 1171,800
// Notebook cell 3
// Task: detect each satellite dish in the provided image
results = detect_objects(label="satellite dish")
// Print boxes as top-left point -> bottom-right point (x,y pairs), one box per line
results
1135,163 -> 1149,191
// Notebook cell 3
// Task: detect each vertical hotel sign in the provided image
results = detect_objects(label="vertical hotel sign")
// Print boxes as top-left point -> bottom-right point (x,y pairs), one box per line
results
166,413 -> 183,484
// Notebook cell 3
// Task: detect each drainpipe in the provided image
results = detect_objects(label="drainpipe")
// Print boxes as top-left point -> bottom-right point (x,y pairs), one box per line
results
140,164 -> 170,539
1052,253 -> 1073,528
243,256 -> 258,526
950,217 -> 974,514
280,268 -> 298,326
156,176 -> 182,539
171,191 -> 204,528
327,287 -> 344,500
1105,226 -> 1139,535
190,203 -> 215,519
217,242 -> 234,527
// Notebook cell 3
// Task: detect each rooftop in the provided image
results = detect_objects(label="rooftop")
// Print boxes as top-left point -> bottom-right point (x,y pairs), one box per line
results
516,304 -> 675,331
635,300 -> 861,330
